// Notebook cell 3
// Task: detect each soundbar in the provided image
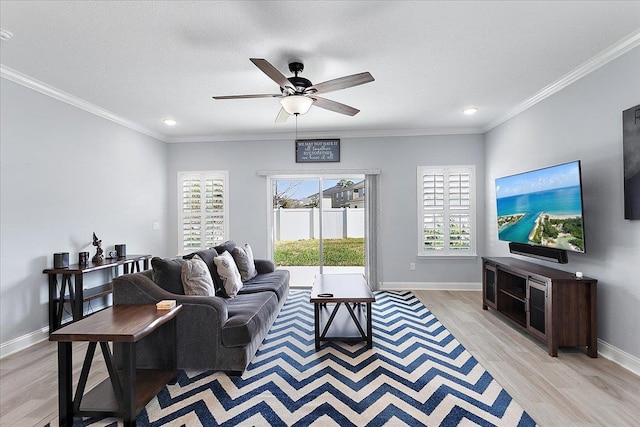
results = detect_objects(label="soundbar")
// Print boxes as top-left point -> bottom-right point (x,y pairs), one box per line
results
509,242 -> 568,264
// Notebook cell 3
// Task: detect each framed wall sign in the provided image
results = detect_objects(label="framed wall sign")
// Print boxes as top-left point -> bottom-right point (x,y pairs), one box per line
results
295,139 -> 340,163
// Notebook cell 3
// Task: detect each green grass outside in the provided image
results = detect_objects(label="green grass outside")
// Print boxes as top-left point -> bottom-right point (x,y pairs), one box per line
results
274,238 -> 365,266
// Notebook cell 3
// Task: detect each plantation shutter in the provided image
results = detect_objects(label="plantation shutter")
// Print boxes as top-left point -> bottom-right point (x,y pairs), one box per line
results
418,166 -> 476,256
178,171 -> 228,254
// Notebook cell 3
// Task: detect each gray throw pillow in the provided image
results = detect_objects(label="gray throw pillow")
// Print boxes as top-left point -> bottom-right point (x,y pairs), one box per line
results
231,244 -> 258,282
151,257 -> 186,295
183,248 -> 223,291
213,250 -> 243,297
181,254 -> 216,296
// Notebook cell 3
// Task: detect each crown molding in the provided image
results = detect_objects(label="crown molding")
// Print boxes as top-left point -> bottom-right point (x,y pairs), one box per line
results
484,29 -> 640,132
0,65 -> 169,142
164,126 -> 484,143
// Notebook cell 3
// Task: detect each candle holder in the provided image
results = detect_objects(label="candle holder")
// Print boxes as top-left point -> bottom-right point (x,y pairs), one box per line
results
79,252 -> 89,266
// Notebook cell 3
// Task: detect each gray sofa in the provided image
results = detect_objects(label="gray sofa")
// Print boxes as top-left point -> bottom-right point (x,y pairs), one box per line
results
112,242 -> 290,374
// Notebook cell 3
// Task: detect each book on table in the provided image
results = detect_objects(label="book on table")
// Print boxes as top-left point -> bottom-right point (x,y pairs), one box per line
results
156,300 -> 177,310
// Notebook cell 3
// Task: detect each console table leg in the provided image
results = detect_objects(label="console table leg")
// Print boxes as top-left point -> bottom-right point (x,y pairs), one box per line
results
121,342 -> 136,426
49,275 -> 58,333
58,342 -> 73,427
168,317 -> 178,383
73,342 -> 97,410
73,275 -> 84,321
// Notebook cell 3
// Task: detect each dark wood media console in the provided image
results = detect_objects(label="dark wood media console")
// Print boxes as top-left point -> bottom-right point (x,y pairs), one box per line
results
482,257 -> 597,357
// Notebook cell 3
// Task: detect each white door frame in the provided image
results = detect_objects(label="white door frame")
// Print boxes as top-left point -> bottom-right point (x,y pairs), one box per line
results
260,168 -> 381,287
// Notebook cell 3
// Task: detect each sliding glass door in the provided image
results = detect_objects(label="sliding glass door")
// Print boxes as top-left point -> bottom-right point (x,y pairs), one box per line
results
271,175 -> 365,287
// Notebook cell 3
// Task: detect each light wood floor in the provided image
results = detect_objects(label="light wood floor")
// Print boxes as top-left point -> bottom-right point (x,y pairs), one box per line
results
413,290 -> 640,427
1,290 -> 639,426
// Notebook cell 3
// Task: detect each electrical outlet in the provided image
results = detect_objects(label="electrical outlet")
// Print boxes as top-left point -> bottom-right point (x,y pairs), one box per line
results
410,263 -> 416,271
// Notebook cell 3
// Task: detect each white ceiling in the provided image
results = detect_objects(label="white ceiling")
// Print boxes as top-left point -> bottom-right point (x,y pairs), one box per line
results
1,1 -> 639,143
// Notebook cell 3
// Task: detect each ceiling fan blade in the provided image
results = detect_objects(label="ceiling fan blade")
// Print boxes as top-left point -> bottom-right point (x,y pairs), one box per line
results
308,72 -> 374,95
250,58 -> 295,91
275,107 -> 290,123
312,96 -> 360,116
212,94 -> 281,100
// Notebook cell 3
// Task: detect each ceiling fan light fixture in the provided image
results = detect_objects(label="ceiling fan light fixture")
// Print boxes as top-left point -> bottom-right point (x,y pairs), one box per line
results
280,95 -> 314,115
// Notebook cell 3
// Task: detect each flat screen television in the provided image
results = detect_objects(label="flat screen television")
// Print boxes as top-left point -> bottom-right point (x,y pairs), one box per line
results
495,160 -> 585,253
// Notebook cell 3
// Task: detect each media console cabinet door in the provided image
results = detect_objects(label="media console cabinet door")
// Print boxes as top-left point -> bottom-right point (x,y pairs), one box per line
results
526,277 -> 548,342
482,262 -> 498,310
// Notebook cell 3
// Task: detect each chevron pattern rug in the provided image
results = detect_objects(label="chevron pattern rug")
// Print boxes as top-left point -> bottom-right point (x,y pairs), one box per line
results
67,290 -> 536,426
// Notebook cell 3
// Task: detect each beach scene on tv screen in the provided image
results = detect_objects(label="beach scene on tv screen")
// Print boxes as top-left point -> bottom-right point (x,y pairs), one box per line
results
496,162 -> 585,253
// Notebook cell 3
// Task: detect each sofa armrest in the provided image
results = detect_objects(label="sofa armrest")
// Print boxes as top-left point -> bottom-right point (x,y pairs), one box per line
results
254,258 -> 275,274
112,272 -> 228,324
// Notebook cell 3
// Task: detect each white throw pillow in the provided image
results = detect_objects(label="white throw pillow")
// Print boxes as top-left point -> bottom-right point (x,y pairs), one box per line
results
231,243 -> 258,282
181,254 -> 216,296
214,250 -> 243,297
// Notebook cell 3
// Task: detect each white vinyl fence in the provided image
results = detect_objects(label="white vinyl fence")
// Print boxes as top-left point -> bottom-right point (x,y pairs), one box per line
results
273,208 -> 364,241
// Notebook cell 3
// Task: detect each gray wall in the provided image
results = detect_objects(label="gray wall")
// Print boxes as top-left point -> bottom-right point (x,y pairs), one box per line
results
166,133 -> 485,286
0,79 -> 168,348
485,47 -> 640,357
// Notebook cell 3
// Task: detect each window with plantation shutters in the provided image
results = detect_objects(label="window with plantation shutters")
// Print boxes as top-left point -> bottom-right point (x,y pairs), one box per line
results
417,166 -> 476,256
178,171 -> 228,254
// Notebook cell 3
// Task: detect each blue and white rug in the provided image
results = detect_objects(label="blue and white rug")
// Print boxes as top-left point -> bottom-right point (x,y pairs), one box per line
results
68,290 -> 536,426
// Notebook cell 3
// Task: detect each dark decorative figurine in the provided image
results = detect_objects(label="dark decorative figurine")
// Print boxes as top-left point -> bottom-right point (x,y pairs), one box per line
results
92,232 -> 104,263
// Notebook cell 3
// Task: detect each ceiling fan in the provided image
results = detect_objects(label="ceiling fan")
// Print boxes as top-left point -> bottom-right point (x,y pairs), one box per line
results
212,58 -> 374,122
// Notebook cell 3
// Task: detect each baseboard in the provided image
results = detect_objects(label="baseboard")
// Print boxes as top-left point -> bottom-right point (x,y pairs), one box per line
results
598,339 -> 640,377
0,326 -> 49,359
0,303 -> 111,359
381,281 -> 482,291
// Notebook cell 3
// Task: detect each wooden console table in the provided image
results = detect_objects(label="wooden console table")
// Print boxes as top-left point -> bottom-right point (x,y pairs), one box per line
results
50,304 -> 182,427
44,254 -> 152,332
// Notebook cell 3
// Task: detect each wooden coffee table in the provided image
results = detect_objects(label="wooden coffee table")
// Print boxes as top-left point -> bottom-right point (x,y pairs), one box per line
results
50,304 -> 182,427
310,274 -> 375,349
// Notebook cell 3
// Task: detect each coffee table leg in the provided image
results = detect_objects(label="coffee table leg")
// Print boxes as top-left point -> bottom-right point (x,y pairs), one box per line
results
314,303 -> 320,350
58,342 -> 73,427
367,302 -> 373,349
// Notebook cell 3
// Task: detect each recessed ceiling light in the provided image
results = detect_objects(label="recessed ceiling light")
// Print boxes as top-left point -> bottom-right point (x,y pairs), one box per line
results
463,107 -> 478,115
163,119 -> 177,126
0,29 -> 14,41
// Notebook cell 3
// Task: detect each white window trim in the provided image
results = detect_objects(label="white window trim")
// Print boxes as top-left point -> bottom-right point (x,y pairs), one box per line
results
177,170 -> 229,255
417,165 -> 477,257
